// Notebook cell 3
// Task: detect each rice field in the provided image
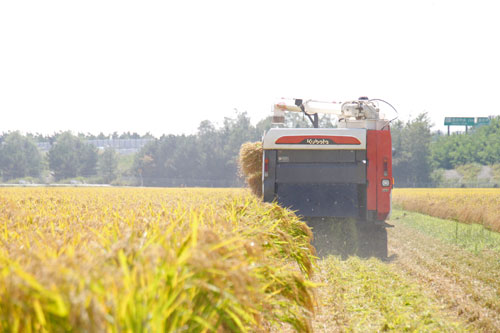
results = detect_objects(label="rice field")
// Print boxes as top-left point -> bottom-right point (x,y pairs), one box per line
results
2,187 -> 499,332
392,188 -> 500,232
0,188 -> 316,332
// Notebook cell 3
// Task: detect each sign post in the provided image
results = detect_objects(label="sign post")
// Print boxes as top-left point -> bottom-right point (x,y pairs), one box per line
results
444,117 -> 475,135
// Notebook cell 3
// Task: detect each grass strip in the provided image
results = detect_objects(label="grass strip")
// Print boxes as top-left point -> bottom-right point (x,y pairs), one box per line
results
321,256 -> 464,332
391,209 -> 500,254
387,218 -> 500,331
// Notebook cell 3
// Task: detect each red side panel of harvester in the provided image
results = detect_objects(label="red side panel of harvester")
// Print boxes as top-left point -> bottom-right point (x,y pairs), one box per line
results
366,129 -> 393,221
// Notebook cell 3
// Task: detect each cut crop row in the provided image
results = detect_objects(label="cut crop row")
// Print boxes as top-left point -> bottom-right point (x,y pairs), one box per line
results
0,188 -> 316,332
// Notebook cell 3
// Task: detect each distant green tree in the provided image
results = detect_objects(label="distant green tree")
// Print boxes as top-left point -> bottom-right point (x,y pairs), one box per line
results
476,117 -> 500,165
48,132 -> 98,180
430,117 -> 500,168
98,148 -> 118,183
285,112 -> 312,128
48,132 -> 80,180
220,112 -> 260,177
197,120 -> 225,181
119,132 -> 141,139
133,111 -> 261,186
133,134 -> 200,186
392,113 -> 433,186
255,116 -> 273,136
96,132 -> 108,139
79,143 -> 98,176
319,114 -> 336,128
0,131 -> 42,181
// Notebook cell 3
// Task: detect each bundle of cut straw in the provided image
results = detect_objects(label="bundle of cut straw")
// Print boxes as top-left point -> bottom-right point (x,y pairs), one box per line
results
239,142 -> 263,196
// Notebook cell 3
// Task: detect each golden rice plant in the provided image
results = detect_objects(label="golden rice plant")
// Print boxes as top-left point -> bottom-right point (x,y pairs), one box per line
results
0,188 -> 316,332
239,142 -> 263,197
393,188 -> 500,232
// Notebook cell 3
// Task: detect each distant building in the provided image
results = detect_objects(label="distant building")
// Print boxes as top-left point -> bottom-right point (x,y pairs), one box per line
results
37,138 -> 153,155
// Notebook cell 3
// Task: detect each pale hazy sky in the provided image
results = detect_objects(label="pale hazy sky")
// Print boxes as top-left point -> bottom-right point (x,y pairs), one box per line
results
1,0 -> 499,136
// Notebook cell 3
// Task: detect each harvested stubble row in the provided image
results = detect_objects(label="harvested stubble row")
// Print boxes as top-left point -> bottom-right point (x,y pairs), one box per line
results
0,188 -> 316,332
392,188 -> 500,232
239,142 -> 263,197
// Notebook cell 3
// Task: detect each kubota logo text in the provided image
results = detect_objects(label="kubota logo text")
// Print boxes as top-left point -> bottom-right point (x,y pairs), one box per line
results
275,135 -> 361,145
305,138 -> 331,145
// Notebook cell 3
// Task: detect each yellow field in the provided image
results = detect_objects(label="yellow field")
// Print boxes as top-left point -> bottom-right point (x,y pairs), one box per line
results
0,188 -> 316,332
392,188 -> 500,232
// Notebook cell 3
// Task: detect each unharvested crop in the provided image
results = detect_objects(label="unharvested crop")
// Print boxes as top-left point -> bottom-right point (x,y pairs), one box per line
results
0,188 -> 316,332
393,188 -> 500,232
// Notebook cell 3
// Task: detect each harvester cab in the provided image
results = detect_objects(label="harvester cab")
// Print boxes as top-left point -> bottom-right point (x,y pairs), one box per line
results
262,97 -> 395,258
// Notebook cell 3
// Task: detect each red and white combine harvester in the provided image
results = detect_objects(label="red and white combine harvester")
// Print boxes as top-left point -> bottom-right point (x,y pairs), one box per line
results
262,97 -> 395,257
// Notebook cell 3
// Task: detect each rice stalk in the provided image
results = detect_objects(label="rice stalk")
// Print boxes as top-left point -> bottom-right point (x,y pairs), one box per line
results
238,142 -> 263,197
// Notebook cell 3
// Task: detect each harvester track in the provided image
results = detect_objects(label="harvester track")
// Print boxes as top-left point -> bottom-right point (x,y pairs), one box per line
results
303,212 -> 500,332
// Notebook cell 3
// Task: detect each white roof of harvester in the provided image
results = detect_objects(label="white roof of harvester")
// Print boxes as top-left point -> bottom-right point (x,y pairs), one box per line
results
263,128 -> 366,150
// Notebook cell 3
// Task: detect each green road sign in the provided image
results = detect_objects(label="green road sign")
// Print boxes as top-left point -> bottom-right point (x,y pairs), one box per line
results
476,117 -> 491,125
444,117 -> 475,126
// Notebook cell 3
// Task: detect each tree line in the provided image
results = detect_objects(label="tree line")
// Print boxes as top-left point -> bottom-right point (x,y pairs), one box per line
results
0,112 -> 271,185
0,131 -> 119,183
132,113 -> 270,186
1,113 -> 499,186
392,115 -> 500,186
